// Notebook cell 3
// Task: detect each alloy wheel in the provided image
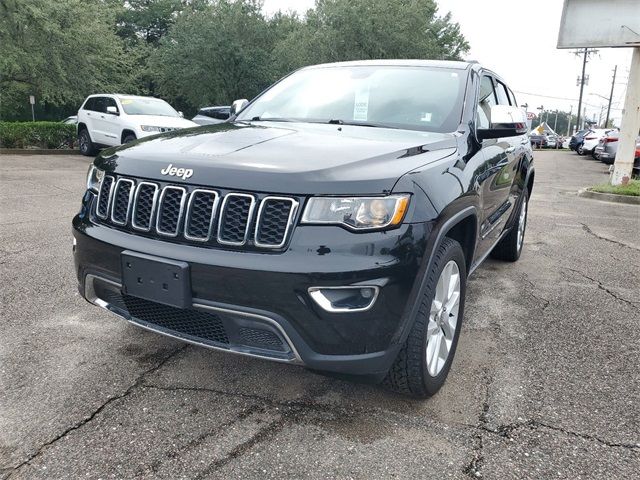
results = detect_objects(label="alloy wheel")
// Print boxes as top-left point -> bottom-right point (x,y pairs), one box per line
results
79,133 -> 88,154
426,260 -> 461,377
517,195 -> 527,252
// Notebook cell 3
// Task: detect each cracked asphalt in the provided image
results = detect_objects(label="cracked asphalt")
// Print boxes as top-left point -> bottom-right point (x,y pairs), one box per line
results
1,150 -> 639,479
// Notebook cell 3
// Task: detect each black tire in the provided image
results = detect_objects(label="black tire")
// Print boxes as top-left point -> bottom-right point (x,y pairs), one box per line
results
78,129 -> 97,156
577,144 -> 585,155
122,133 -> 137,144
491,187 -> 529,262
384,237 -> 466,398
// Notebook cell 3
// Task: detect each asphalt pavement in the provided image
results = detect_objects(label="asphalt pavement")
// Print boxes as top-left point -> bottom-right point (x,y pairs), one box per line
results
1,150 -> 638,479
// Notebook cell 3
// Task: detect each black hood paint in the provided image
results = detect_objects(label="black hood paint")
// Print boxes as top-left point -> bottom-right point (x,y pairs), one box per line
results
96,122 -> 457,195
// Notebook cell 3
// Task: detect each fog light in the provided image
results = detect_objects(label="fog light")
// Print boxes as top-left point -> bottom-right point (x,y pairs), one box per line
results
308,286 -> 379,313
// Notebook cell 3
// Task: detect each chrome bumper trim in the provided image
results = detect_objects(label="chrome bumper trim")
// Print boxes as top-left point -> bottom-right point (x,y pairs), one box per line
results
84,274 -> 303,365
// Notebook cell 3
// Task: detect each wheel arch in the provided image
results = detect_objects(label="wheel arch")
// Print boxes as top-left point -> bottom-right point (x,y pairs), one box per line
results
391,206 -> 479,353
121,129 -> 137,144
525,168 -> 535,197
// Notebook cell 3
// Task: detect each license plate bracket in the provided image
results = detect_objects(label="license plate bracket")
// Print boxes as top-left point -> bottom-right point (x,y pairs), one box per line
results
121,251 -> 191,309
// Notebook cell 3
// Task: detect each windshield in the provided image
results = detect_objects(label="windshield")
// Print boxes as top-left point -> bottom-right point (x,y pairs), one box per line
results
237,66 -> 466,133
118,97 -> 179,117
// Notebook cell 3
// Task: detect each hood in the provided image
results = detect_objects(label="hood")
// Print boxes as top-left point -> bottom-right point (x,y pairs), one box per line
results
128,115 -> 198,129
97,122 -> 457,194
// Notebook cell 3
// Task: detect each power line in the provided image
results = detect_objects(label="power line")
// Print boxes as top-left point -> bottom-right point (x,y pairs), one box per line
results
514,90 -> 622,111
514,90 -> 579,101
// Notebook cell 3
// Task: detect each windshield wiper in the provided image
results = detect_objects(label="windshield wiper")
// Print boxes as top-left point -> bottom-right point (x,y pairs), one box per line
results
249,116 -> 296,122
327,119 -> 393,129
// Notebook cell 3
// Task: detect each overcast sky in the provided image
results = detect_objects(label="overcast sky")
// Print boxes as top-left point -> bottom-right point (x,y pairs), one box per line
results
262,0 -> 633,127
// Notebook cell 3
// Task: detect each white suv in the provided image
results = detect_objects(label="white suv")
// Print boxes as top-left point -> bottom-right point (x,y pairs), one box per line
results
77,94 -> 198,156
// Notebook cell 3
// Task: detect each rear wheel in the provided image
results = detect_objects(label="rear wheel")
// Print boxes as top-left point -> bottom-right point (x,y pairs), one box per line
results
78,129 -> 97,156
384,237 -> 466,398
577,144 -> 585,155
491,187 -> 529,262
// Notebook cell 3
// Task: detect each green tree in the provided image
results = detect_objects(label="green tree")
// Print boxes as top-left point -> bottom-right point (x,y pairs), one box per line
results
115,0 -> 185,47
151,0 -> 274,111
0,0 -> 132,120
273,0 -> 469,71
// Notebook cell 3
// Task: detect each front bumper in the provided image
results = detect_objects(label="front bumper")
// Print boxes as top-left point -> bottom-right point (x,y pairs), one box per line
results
73,195 -> 431,377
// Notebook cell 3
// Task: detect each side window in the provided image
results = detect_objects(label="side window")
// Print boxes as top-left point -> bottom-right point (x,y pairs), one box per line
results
83,98 -> 95,111
495,81 -> 511,106
104,97 -> 118,113
215,108 -> 230,120
476,75 -> 497,129
93,97 -> 107,113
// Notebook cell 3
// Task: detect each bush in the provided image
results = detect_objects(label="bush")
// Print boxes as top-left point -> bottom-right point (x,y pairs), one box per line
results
0,122 -> 76,149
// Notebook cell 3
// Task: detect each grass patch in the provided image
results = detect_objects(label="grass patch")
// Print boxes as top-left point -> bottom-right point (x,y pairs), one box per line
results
589,180 -> 640,196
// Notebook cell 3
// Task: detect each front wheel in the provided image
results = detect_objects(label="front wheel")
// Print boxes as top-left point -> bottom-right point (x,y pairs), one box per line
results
78,129 -> 97,156
577,144 -> 585,155
384,237 -> 466,398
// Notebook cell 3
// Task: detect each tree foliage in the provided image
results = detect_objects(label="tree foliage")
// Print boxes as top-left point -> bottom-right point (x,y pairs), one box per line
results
0,0 -> 132,120
151,0 -> 274,109
1,0 -> 469,121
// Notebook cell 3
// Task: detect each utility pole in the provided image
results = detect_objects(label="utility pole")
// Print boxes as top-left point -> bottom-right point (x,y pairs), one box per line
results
566,105 -> 573,136
536,105 -> 544,129
605,65 -> 617,128
575,48 -> 597,131
553,110 -> 559,132
611,47 -> 640,185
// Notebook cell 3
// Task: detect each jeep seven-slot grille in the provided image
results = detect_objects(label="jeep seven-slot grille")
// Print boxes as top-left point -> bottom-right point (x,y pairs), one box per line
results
94,174 -> 299,250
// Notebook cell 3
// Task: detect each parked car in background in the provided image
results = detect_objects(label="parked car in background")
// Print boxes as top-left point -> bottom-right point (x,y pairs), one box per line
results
594,131 -> 619,164
595,131 -> 640,169
529,134 -> 547,148
77,94 -> 198,156
578,129 -> 613,156
569,129 -> 589,151
546,134 -> 562,149
62,115 -> 77,124
192,106 -> 231,125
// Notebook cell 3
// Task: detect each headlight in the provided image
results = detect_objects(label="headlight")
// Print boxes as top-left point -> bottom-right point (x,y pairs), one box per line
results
301,195 -> 410,231
140,125 -> 163,132
86,164 -> 104,192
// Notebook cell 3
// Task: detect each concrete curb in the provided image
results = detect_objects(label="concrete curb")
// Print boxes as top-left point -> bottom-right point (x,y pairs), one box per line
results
578,188 -> 640,205
0,148 -> 80,155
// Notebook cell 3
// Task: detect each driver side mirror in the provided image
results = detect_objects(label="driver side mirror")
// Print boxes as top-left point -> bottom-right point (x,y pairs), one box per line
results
106,106 -> 119,116
178,111 -> 184,118
478,105 -> 527,140
230,99 -> 249,116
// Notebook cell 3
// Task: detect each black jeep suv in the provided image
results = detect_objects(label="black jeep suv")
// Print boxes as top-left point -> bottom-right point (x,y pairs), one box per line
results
73,60 -> 534,398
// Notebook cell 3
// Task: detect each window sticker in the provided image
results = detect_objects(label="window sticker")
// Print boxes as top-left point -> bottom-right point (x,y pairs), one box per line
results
353,85 -> 370,121
420,112 -> 433,122
120,99 -> 133,105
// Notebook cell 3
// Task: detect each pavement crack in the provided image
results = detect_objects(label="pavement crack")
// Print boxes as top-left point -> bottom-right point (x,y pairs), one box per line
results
521,273 -> 551,312
5,345 -> 188,477
581,223 -> 640,252
193,416 -> 287,479
563,267 -> 638,309
463,367 -> 492,478
533,421 -> 640,450
477,419 -> 639,451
